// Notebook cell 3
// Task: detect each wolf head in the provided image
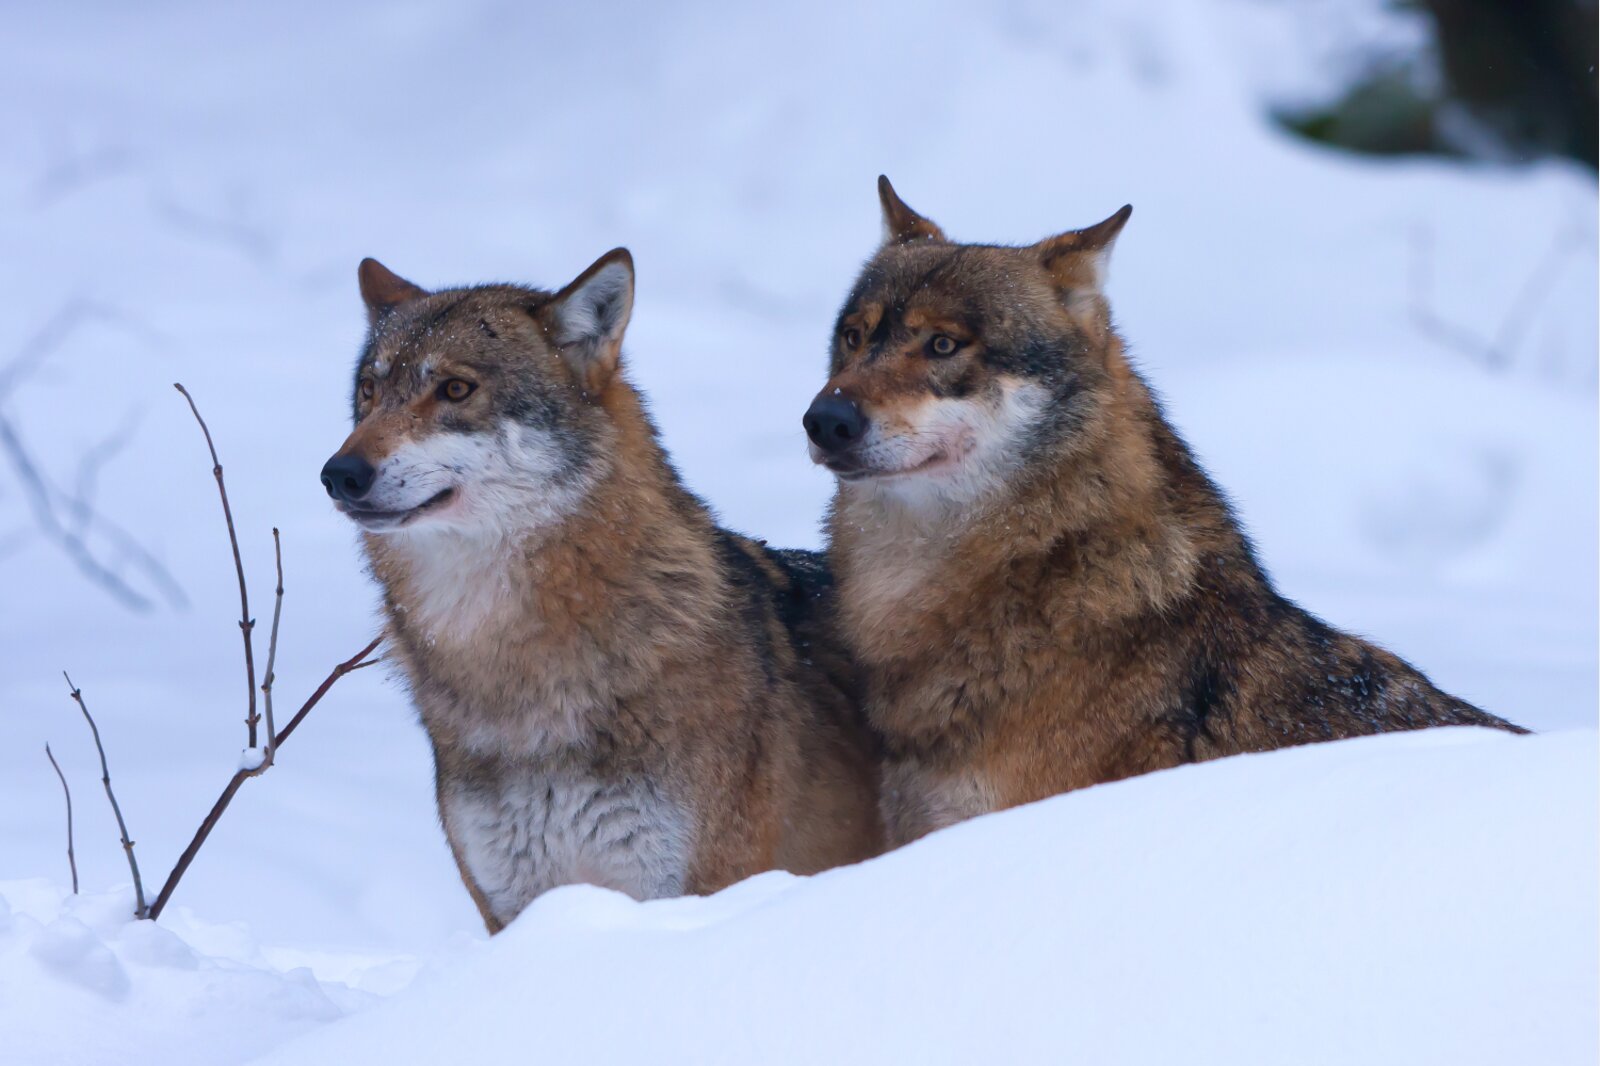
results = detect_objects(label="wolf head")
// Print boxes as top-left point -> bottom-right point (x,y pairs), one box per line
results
320,249 -> 635,537
804,177 -> 1131,509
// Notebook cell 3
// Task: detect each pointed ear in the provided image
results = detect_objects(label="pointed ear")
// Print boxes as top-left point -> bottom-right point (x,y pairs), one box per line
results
1032,204 -> 1133,299
540,248 -> 635,396
878,175 -> 946,245
358,258 -> 429,326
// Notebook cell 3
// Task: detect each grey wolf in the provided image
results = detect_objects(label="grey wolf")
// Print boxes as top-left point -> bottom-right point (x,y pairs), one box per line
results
323,250 -> 881,930
804,177 -> 1524,846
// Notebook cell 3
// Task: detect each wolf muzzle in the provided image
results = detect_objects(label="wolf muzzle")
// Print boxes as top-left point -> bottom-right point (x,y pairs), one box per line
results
803,395 -> 867,455
320,452 -> 377,504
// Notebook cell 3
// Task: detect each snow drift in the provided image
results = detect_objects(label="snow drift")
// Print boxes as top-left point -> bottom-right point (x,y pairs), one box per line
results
6,728 -> 1593,1065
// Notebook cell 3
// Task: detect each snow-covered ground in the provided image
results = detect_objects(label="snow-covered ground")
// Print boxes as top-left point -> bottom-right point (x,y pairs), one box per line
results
1,1 -> 1593,1063
7,727 -> 1593,1066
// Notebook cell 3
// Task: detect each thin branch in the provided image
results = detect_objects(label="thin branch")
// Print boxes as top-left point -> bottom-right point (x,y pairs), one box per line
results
1407,222 -> 1587,374
174,383 -> 257,747
267,636 -> 384,751
0,414 -> 182,610
67,411 -> 141,539
0,300 -> 112,404
63,672 -> 146,918
0,298 -> 166,406
0,302 -> 184,611
30,130 -> 134,208
1488,227 -> 1587,369
153,193 -> 277,266
1408,224 -> 1496,370
44,744 -> 78,895
0,415 -> 155,610
259,528 -> 284,768
146,634 -> 383,920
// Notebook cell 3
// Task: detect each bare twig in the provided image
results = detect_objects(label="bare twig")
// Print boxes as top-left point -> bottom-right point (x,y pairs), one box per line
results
174,383 -> 257,747
0,416 -> 157,610
63,672 -> 146,917
0,302 -> 184,611
44,744 -> 78,895
271,639 -> 386,749
67,411 -> 141,539
1408,222 -> 1587,373
146,635 -> 383,920
259,528 -> 284,768
1488,227 -> 1588,367
0,299 -> 117,404
31,135 -> 133,208
153,192 -> 277,266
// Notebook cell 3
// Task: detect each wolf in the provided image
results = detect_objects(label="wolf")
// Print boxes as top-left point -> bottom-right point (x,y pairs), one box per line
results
322,249 -> 881,932
804,177 -> 1525,847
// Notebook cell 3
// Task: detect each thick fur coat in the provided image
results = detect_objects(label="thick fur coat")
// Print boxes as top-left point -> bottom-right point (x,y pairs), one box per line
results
325,251 -> 880,930
805,179 -> 1524,845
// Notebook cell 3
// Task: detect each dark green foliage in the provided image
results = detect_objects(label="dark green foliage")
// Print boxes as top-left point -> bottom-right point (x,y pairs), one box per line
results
1279,0 -> 1597,169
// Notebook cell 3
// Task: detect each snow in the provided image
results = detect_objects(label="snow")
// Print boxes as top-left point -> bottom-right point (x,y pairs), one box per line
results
238,747 -> 266,773
250,729 -> 1600,1065
0,0 -> 1593,1063
6,728 -> 1592,1066
0,879 -> 399,1066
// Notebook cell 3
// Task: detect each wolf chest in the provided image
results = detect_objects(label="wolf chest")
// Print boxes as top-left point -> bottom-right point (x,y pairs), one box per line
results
440,769 -> 693,925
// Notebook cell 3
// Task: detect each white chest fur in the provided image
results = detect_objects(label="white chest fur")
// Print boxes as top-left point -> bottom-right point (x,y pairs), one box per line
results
440,769 -> 693,924
393,529 -> 525,645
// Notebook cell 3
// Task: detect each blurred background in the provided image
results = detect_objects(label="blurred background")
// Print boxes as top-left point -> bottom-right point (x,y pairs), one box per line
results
1,0 -> 1594,957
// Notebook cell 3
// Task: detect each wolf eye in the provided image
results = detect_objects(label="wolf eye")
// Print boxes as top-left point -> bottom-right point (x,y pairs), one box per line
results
358,378 -> 375,401
928,334 -> 960,357
439,378 -> 476,402
842,328 -> 862,350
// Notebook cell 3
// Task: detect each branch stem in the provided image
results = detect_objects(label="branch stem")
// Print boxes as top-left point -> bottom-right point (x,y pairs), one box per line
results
174,383 -> 257,746
146,635 -> 382,920
44,743 -> 78,895
259,528 -> 284,768
63,673 -> 146,917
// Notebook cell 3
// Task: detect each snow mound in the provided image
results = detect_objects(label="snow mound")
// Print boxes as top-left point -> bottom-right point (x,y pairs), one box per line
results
257,728 -> 1598,1066
0,880 -> 415,1066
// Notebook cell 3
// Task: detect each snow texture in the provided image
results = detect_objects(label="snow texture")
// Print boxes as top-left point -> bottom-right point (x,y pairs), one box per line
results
255,729 -> 1598,1066
0,0 -> 1593,1063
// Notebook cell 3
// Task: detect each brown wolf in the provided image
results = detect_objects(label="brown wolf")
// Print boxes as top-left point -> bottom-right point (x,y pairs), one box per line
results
804,177 -> 1525,846
322,249 -> 880,931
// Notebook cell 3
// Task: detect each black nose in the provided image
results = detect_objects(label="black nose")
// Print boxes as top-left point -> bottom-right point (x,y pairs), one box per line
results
803,396 -> 867,453
320,453 -> 376,502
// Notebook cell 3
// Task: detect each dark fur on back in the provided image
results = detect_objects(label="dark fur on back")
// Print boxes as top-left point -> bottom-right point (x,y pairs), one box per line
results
814,182 -> 1523,845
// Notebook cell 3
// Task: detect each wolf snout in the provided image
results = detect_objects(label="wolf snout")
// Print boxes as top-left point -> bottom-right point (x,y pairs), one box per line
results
320,452 -> 377,503
803,395 -> 867,455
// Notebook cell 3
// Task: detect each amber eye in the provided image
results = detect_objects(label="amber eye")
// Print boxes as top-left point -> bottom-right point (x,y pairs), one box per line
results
842,328 -> 862,350
358,378 -> 375,401
439,378 -> 476,402
929,334 -> 960,357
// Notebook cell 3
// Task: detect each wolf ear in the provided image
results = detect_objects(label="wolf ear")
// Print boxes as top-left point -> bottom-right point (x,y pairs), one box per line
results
878,175 -> 946,245
541,248 -> 635,396
1032,204 -> 1133,302
358,258 -> 429,326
